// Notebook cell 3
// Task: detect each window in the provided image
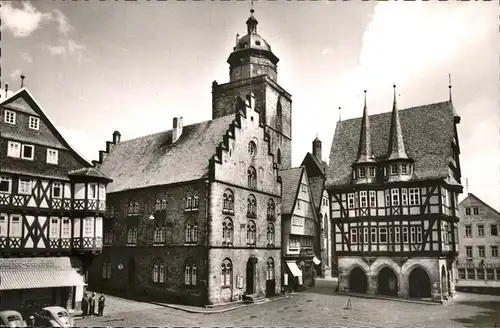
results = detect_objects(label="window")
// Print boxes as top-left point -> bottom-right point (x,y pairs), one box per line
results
247,220 -> 257,246
401,164 -> 408,174
127,227 -> 137,244
395,227 -> 400,243
465,268 -> 473,280
410,226 -> 416,243
370,227 -> 377,243
277,148 -> 282,164
359,167 -> 366,178
369,191 -> 376,207
7,141 -> 21,158
347,193 -> 355,209
83,218 -> 93,237
247,195 -> 257,217
465,207 -> 471,215
98,185 -> 105,200
473,207 -> 479,215
4,110 -> 16,124
193,193 -> 199,209
402,226 -> 408,243
388,227 -> 394,243
390,164 -> 398,175
391,189 -> 400,206
486,269 -> 495,280
222,217 -> 233,246
297,199 -> 301,209
379,227 -> 387,243
52,182 -> 62,199
49,218 -> 59,238
21,144 -> 34,160
477,225 -> 484,237
152,259 -> 165,283
266,258 -> 275,280
368,167 -> 376,177
350,228 -> 357,243
61,219 -> 70,238
222,189 -> 234,213
401,189 -> 408,206
385,190 -> 390,207
458,269 -> 466,280
103,230 -> 113,244
185,194 -> 193,210
416,226 -> 422,243
289,236 -> 300,250
102,262 -> 112,279
491,224 -> 498,237
88,184 -> 97,199
0,215 -> 6,237
465,225 -> 472,237
10,216 -> 21,237
465,246 -> 473,258
247,166 -> 257,188
301,184 -> 308,192
248,141 -> 256,157
360,191 -> 367,208
18,179 -> 32,195
409,188 -> 420,206
154,226 -> 166,244
491,246 -> 499,258
267,223 -> 275,246
29,116 -> 40,130
476,268 -> 485,280
267,199 -> 276,219
221,258 -> 232,287
185,262 -> 197,286
0,176 -> 11,193
155,199 -> 161,211
185,223 -> 197,243
363,227 -> 369,244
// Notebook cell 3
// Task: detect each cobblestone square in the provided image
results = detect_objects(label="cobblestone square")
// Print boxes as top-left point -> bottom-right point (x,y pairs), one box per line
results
77,279 -> 500,327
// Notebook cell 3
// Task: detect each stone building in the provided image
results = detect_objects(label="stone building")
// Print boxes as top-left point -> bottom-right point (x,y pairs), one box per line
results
0,86 -> 111,312
279,167 -> 320,292
301,137 -> 333,278
326,86 -> 463,303
456,193 -> 500,294
89,10 -> 288,306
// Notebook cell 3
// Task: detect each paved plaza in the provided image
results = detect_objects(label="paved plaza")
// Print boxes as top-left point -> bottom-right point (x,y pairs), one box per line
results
78,279 -> 500,327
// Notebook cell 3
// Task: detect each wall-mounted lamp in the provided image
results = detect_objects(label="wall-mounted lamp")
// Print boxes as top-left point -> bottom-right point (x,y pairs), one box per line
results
117,263 -> 124,270
149,214 -> 155,220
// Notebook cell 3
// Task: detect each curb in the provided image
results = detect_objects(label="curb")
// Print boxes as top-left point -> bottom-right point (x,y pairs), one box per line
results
336,292 -> 442,306
150,295 -> 288,314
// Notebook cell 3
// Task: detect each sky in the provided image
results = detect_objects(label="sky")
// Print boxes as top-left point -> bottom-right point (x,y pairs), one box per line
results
1,1 -> 499,211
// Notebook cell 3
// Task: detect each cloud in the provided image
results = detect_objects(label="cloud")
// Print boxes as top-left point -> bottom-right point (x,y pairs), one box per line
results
47,39 -> 87,63
48,45 -> 67,56
51,9 -> 71,36
20,51 -> 33,63
0,1 -> 51,38
10,69 -> 22,79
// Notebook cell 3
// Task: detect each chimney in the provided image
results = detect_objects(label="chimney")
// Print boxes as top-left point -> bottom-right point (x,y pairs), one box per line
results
112,131 -> 121,144
173,116 -> 183,143
21,75 -> 25,88
313,136 -> 322,161
5,83 -> 8,98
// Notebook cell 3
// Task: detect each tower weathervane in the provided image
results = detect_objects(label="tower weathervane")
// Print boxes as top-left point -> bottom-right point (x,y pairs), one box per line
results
448,73 -> 452,102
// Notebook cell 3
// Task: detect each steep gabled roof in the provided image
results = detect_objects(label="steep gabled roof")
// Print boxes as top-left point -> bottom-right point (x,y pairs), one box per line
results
308,176 -> 325,210
459,193 -> 500,217
301,152 -> 327,178
279,167 -> 304,215
327,100 -> 456,188
99,115 -> 235,193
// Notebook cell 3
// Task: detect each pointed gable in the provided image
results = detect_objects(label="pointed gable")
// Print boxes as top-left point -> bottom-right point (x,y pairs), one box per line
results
3,97 -> 39,116
459,193 -> 500,218
387,85 -> 409,161
279,167 -> 304,215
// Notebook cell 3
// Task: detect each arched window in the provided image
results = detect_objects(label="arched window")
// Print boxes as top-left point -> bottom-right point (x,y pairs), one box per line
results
193,193 -> 199,210
102,261 -> 112,279
161,198 -> 167,210
247,194 -> 257,217
267,199 -> 276,220
277,148 -> 282,164
221,258 -> 232,287
267,223 -> 275,247
185,222 -> 198,243
276,100 -> 283,131
185,193 -> 193,211
154,226 -> 166,244
247,220 -> 257,246
152,258 -> 166,283
127,227 -> 137,244
128,202 -> 134,214
155,199 -> 161,211
266,257 -> 275,280
222,217 -> 233,246
184,259 -> 197,286
223,189 -> 234,213
247,166 -> 257,189
248,141 -> 257,157
133,202 -> 139,214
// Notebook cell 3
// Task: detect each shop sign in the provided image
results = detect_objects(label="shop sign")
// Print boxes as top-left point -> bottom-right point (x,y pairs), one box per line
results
0,257 -> 71,270
457,262 -> 500,269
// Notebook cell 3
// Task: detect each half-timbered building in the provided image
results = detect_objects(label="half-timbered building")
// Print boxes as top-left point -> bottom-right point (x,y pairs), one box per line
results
326,86 -> 462,303
89,10 -> 286,306
280,167 -> 320,292
0,88 -> 112,312
301,137 -> 333,278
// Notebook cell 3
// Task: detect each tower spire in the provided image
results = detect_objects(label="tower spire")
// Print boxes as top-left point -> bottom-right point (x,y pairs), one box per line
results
355,90 -> 375,164
246,4 -> 258,34
448,73 -> 452,102
387,85 -> 409,160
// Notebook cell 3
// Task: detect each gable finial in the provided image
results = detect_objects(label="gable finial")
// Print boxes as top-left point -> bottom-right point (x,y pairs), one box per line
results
466,177 -> 469,194
448,73 -> 452,102
20,74 -> 25,89
338,106 -> 342,122
4,83 -> 8,98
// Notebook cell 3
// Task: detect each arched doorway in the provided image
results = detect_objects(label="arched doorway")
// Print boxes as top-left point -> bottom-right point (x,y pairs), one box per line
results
246,257 -> 257,295
349,267 -> 368,293
409,267 -> 431,298
377,267 -> 398,296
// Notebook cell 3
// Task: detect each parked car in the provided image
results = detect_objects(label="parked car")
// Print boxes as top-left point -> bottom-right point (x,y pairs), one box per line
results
33,307 -> 73,328
0,310 -> 26,327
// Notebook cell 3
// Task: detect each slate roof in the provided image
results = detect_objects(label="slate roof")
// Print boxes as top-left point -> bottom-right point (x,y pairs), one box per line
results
308,176 -> 325,210
326,100 -> 456,189
459,193 -> 500,217
69,167 -> 112,181
278,167 -> 304,215
99,115 -> 235,193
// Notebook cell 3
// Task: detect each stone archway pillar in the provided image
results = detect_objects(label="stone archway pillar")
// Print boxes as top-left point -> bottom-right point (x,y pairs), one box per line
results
338,269 -> 350,293
431,281 -> 443,303
367,273 -> 377,295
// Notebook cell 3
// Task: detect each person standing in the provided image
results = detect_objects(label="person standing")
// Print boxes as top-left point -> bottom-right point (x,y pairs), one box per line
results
81,294 -> 88,318
97,294 -> 106,316
88,293 -> 96,316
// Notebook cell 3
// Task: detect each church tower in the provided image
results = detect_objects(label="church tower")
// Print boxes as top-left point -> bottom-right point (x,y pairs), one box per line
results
212,9 -> 292,169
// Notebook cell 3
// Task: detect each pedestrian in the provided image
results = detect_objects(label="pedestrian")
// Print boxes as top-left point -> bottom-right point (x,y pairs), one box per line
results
89,293 -> 96,316
98,294 -> 106,316
81,294 -> 88,318
27,315 -> 35,327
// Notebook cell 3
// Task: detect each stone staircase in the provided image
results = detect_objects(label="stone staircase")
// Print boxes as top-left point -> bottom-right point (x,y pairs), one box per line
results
242,294 -> 267,304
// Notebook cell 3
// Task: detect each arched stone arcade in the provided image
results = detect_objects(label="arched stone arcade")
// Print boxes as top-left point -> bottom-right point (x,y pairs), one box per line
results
348,266 -> 368,294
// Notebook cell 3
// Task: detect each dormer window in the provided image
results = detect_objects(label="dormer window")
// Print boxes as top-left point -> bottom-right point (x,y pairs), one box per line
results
390,164 -> 398,175
359,167 -> 366,178
401,164 -> 408,175
368,167 -> 376,177
255,40 -> 261,46
29,116 -> 40,130
4,110 -> 15,125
